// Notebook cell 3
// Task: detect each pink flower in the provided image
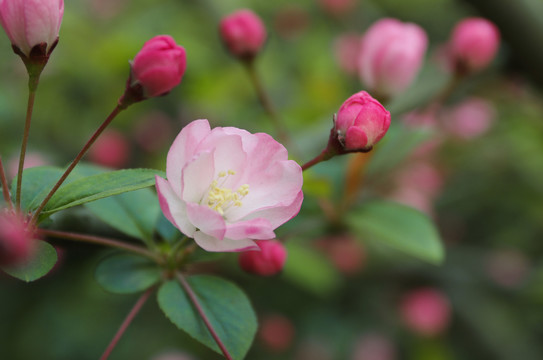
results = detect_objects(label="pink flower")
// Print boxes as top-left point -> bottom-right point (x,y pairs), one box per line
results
359,18 -> 427,97
450,17 -> 500,73
155,119 -> 303,252
219,9 -> 267,60
335,91 -> 391,151
238,240 -> 287,276
88,129 -> 131,168
0,210 -> 35,266
0,0 -> 64,57
400,288 -> 451,337
131,35 -> 187,98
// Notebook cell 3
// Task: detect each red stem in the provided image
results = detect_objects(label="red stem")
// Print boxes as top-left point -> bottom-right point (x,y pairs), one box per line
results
0,156 -> 13,209
99,287 -> 154,360
30,105 -> 123,223
176,272 -> 233,360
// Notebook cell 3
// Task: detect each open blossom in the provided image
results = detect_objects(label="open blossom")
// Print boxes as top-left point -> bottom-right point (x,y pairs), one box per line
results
219,9 -> 267,60
335,91 -> 391,151
0,0 -> 64,57
155,119 -> 303,252
359,18 -> 427,97
130,35 -> 186,98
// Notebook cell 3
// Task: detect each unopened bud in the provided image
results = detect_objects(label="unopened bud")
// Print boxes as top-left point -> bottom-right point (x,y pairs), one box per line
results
238,240 -> 287,276
219,9 -> 267,61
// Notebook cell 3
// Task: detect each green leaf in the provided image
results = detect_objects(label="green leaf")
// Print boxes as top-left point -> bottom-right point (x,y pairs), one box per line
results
10,166 -> 66,212
95,254 -> 161,294
347,201 -> 444,264
283,241 -> 342,296
2,240 -> 58,282
42,168 -> 165,215
158,276 -> 257,360
156,212 -> 182,243
85,188 -> 160,245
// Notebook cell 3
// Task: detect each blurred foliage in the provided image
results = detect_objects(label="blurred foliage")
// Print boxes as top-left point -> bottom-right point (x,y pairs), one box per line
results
2,0 -> 543,359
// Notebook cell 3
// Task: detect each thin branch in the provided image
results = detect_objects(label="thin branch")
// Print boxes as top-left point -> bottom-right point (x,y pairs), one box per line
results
176,272 -> 233,360
0,156 -> 13,209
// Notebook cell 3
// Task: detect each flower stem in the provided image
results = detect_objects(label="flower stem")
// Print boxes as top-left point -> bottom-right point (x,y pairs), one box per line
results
245,60 -> 292,149
15,73 -> 41,211
0,156 -> 14,210
39,229 -> 161,263
100,286 -> 154,360
301,148 -> 334,171
30,105 -> 124,223
176,272 -> 233,360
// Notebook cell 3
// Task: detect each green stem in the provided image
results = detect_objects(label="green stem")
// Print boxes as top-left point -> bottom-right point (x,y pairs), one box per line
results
30,105 -> 124,223
245,60 -> 292,149
99,286 -> 154,360
39,229 -> 161,263
15,74 -> 41,211
176,272 -> 233,360
0,156 -> 13,209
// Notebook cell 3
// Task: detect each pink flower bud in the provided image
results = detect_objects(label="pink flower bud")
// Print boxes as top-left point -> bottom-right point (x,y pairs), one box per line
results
130,35 -> 186,98
88,129 -> 131,169
0,0 -> 64,57
359,18 -> 428,97
0,210 -> 35,267
219,9 -> 267,60
335,91 -> 391,151
258,314 -> 295,352
238,240 -> 287,276
400,288 -> 451,337
450,17 -> 500,73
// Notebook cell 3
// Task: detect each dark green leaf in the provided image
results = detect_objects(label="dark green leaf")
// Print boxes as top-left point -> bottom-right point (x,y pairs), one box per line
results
156,212 -> 182,243
2,240 -> 58,282
85,188 -> 160,245
347,201 -> 444,264
10,166 -> 66,212
42,168 -> 165,215
158,276 -> 257,359
95,254 -> 161,294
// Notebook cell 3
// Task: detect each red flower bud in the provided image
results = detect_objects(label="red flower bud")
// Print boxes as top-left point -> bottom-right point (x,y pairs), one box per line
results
450,17 -> 500,73
238,240 -> 287,276
335,91 -> 391,151
130,35 -> 186,98
400,287 -> 451,337
219,9 -> 267,60
0,210 -> 35,267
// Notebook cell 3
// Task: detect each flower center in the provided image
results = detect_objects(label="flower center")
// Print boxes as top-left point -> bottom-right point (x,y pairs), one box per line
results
206,170 -> 249,216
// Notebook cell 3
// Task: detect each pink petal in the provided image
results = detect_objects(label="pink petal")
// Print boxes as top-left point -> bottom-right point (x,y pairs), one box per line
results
166,119 -> 211,198
185,202 -> 226,240
155,176 -> 196,237
345,125 -> 368,150
181,150 -> 215,203
240,190 -> 303,228
225,218 -> 275,240
193,231 -> 259,252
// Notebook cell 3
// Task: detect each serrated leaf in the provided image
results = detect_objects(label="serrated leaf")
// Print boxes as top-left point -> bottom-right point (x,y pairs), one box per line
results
2,240 -> 57,282
347,201 -> 444,264
85,188 -> 160,245
42,168 -> 165,215
283,241 -> 341,296
158,276 -> 257,360
95,254 -> 161,294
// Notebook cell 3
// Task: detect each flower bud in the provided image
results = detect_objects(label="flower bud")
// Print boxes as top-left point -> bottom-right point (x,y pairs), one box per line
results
0,0 -> 64,59
124,35 -> 186,102
400,287 -> 451,337
335,91 -> 391,151
238,240 -> 287,276
450,17 -> 500,73
219,9 -> 267,61
88,129 -> 131,168
359,18 -> 428,97
0,210 -> 35,267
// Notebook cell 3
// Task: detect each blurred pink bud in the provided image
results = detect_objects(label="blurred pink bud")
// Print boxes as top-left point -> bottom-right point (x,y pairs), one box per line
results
400,288 -> 451,337
0,210 -> 35,267
317,235 -> 366,275
443,98 -> 495,139
334,33 -> 362,75
238,240 -> 287,276
351,333 -> 396,360
219,9 -> 267,60
450,17 -> 500,73
401,110 -> 437,130
88,130 -> 131,168
0,0 -> 64,57
259,314 -> 295,352
396,162 -> 443,198
130,35 -> 187,98
319,0 -> 356,16
359,18 -> 428,97
335,91 -> 391,151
